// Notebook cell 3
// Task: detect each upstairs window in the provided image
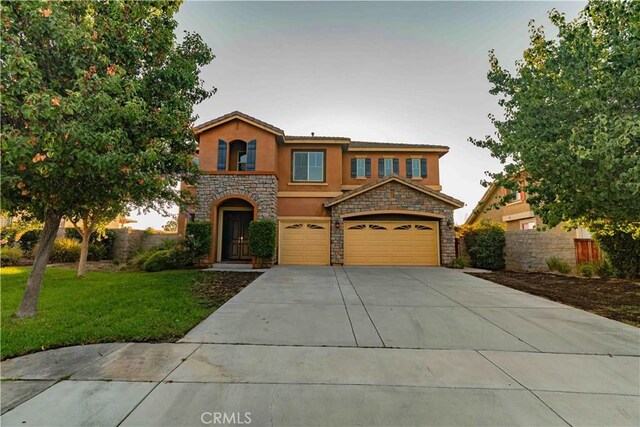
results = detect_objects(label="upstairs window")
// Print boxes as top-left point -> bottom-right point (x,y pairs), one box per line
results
238,151 -> 247,171
379,158 -> 399,177
293,151 -> 324,182
357,158 -> 366,177
384,158 -> 394,176
412,159 -> 421,177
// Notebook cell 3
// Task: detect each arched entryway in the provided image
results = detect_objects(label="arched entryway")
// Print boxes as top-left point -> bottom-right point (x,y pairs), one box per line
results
210,195 -> 258,264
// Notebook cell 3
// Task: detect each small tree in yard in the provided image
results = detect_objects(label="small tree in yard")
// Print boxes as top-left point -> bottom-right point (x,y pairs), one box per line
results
470,1 -> 640,278
69,203 -> 126,277
248,220 -> 276,267
1,1 -> 215,316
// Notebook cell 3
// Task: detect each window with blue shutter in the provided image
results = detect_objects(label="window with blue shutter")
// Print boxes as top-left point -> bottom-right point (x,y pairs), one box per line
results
393,158 -> 399,175
217,140 -> 227,171
365,158 -> 371,178
351,158 -> 357,178
406,159 -> 413,178
247,140 -> 256,171
378,159 -> 384,177
420,158 -> 427,178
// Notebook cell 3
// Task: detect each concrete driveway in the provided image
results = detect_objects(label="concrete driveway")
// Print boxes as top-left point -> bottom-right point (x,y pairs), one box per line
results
2,266 -> 639,426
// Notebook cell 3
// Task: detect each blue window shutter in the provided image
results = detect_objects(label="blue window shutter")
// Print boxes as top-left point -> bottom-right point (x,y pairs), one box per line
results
378,159 -> 384,177
351,158 -> 357,178
420,158 -> 427,178
393,158 -> 399,175
406,159 -> 412,178
217,140 -> 227,171
365,158 -> 371,178
247,139 -> 256,171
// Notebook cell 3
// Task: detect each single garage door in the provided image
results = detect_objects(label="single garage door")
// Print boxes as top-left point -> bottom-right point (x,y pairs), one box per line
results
279,220 -> 330,265
344,221 -> 439,266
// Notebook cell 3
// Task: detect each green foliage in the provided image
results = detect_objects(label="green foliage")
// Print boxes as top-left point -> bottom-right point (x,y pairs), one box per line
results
143,250 -> 174,272
50,238 -> 81,263
185,221 -> 212,260
546,257 -> 572,274
577,262 -> 594,278
163,218 -> 178,232
449,257 -> 467,269
65,228 -> 116,260
460,220 -> 505,270
588,222 -> 640,279
471,1 -> 640,270
18,229 -> 42,254
248,220 -> 276,259
1,245 -> 24,266
578,260 -> 615,279
0,0 -> 214,243
0,218 -> 42,248
129,247 -> 159,269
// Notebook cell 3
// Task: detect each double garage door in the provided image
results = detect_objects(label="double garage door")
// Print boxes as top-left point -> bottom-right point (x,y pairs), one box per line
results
344,221 -> 439,266
279,219 -> 440,266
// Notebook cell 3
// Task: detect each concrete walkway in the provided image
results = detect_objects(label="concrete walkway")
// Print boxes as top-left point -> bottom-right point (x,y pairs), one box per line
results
2,266 -> 639,426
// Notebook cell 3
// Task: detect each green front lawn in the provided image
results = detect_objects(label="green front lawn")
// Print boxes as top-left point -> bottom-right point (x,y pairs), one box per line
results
1,267 -> 241,359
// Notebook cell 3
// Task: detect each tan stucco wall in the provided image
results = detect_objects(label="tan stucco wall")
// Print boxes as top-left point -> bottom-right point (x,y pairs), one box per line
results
277,144 -> 344,192
341,152 -> 440,188
278,197 -> 331,217
198,119 -> 279,172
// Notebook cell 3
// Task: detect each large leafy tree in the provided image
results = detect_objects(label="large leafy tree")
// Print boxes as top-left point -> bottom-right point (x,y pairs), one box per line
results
471,1 -> 640,277
1,1 -> 214,316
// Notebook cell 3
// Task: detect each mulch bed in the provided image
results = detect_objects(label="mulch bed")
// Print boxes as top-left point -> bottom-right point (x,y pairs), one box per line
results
191,271 -> 262,308
468,271 -> 640,327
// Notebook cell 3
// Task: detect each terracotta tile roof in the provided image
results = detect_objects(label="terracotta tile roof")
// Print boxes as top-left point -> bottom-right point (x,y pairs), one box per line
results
325,174 -> 464,208
193,111 -> 284,135
349,141 -> 449,150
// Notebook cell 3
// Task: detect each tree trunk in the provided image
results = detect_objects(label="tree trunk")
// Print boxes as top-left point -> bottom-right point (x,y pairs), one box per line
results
77,229 -> 91,278
15,212 -> 62,318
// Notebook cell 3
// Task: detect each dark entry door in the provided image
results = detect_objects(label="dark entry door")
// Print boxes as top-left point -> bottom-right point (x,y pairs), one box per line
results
222,211 -> 252,261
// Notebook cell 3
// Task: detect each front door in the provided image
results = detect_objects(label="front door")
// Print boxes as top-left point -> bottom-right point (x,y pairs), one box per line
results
222,211 -> 252,261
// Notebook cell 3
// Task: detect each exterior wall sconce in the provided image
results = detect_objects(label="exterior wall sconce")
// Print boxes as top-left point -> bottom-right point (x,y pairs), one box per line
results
334,218 -> 342,229
447,218 -> 454,229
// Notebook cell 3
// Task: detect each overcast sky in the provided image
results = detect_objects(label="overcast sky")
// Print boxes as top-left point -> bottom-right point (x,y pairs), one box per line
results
132,1 -> 585,229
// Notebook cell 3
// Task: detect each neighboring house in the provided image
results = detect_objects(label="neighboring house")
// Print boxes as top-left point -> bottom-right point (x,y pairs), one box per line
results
464,183 -> 600,271
178,111 -> 464,266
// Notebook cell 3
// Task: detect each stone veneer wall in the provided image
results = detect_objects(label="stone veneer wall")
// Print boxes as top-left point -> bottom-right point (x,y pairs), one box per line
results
505,229 -> 576,272
329,181 -> 456,265
194,174 -> 279,222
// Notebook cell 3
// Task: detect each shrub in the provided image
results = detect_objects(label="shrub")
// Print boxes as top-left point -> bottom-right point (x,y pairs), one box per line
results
129,248 -> 158,269
449,257 -> 467,269
591,229 -> 640,279
142,250 -> 173,272
577,262 -> 594,278
460,220 -> 505,270
185,221 -> 212,261
248,219 -> 276,261
0,218 -> 42,246
593,260 -> 614,279
18,229 -> 42,253
50,238 -> 82,263
546,256 -> 572,274
65,228 -> 116,260
1,244 -> 24,266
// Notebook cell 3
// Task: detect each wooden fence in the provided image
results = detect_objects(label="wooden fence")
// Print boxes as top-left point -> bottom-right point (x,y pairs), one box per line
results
574,238 -> 601,264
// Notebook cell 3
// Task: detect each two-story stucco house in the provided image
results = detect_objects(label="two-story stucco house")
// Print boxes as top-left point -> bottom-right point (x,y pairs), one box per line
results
178,111 -> 464,266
